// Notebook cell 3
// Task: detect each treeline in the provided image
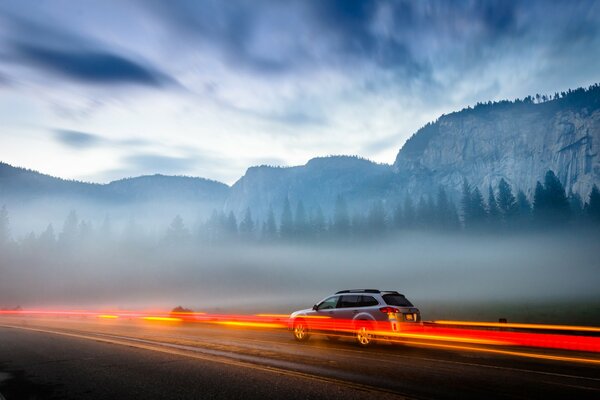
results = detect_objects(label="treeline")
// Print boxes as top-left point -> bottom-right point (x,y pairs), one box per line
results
1,171 -> 599,249
464,83 -> 600,113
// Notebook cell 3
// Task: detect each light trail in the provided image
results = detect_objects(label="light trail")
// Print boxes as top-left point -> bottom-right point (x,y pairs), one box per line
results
142,316 -> 183,322
390,339 -> 600,365
215,321 -> 286,329
434,320 -> 600,333
2,309 -> 599,358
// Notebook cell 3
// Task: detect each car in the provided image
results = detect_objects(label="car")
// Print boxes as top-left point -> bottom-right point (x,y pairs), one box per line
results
289,289 -> 421,346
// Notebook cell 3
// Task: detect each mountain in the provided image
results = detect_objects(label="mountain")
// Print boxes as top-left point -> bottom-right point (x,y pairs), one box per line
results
394,85 -> 600,200
224,156 -> 398,220
2,84 -> 599,231
0,162 -> 229,233
0,162 -> 229,203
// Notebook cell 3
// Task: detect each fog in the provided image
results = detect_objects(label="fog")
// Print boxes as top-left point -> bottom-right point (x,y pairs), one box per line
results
1,220 -> 599,324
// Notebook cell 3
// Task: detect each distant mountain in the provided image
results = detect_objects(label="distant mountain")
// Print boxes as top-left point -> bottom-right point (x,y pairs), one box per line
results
224,156 -> 399,219
0,162 -> 229,203
0,162 -> 229,233
394,85 -> 600,200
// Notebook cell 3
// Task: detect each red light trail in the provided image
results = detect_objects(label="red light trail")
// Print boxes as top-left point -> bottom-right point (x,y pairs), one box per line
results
1,309 -> 598,363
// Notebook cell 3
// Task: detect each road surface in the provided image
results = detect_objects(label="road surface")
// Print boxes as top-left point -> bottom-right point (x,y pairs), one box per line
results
0,317 -> 598,399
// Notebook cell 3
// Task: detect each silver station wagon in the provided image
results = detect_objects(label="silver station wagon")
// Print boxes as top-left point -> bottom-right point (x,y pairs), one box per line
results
289,289 -> 421,346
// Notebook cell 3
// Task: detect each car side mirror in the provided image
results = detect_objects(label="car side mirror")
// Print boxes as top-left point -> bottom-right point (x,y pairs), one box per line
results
312,304 -> 318,311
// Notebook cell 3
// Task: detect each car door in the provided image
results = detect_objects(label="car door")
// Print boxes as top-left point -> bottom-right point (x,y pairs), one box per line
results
336,295 -> 361,325
310,295 -> 339,330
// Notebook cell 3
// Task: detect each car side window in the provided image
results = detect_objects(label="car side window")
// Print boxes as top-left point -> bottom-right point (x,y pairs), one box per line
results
338,295 -> 360,308
316,296 -> 339,310
359,295 -> 379,307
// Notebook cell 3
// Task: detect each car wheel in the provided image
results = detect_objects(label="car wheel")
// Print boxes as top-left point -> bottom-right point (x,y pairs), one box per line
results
293,319 -> 310,342
356,324 -> 374,347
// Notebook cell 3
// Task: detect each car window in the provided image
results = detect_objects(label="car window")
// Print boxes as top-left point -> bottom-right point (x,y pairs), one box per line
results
359,295 -> 379,307
317,296 -> 339,310
338,295 -> 360,308
382,294 -> 413,307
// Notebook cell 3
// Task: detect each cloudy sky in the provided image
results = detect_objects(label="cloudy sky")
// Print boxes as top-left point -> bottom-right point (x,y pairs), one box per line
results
0,0 -> 599,184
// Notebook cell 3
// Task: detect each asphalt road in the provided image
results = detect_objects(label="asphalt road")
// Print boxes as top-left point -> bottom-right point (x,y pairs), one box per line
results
0,317 -> 598,399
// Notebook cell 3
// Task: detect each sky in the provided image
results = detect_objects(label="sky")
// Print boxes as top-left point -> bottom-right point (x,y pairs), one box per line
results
0,0 -> 599,185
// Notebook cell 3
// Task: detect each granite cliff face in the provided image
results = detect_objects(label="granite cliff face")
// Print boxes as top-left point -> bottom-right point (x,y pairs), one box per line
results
394,88 -> 600,200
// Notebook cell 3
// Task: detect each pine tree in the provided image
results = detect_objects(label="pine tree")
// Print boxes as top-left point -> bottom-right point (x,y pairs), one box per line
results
470,187 -> 487,229
294,201 -> 308,239
310,205 -> 326,238
38,224 -> 56,249
436,186 -> 451,229
461,179 -> 472,228
392,202 -> 403,230
239,208 -> 254,239
533,181 -> 546,224
100,216 -> 112,239
544,170 -> 570,224
165,215 -> 189,244
568,192 -> 584,223
79,220 -> 93,242
497,179 -> 518,226
263,206 -> 277,240
534,171 -> 570,226
403,196 -> 415,228
586,184 -> 600,224
280,197 -> 294,239
333,195 -> 350,236
516,190 -> 532,229
487,185 -> 499,227
60,210 -> 79,245
367,200 -> 386,234
226,211 -> 238,238
0,205 -> 10,245
447,201 -> 461,230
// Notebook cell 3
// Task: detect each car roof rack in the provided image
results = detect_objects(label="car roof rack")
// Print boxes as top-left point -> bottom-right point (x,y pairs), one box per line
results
335,289 -> 380,294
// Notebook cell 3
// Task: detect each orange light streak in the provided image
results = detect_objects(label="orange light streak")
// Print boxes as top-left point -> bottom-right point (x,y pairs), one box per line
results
142,316 -> 182,322
215,321 -> 286,329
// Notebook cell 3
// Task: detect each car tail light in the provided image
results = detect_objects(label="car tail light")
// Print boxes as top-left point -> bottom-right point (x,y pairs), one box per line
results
379,307 -> 399,314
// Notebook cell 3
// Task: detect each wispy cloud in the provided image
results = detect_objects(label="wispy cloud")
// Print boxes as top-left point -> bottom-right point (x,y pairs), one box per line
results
53,129 -> 152,150
13,43 -> 170,87
54,129 -> 105,149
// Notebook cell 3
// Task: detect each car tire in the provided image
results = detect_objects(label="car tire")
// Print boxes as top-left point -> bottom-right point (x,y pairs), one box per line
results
293,319 -> 310,342
355,323 -> 374,347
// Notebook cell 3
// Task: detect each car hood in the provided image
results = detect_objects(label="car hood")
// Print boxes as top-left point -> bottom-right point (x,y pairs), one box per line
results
290,308 -> 313,318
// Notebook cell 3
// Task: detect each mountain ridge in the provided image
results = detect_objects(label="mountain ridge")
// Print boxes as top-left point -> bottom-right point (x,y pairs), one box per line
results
1,84 -> 599,228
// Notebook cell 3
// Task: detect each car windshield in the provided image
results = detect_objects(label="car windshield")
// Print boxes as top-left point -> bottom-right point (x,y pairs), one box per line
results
317,296 -> 338,310
382,294 -> 413,307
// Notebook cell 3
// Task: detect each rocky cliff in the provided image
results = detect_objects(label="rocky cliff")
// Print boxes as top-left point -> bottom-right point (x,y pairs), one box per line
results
394,86 -> 600,201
